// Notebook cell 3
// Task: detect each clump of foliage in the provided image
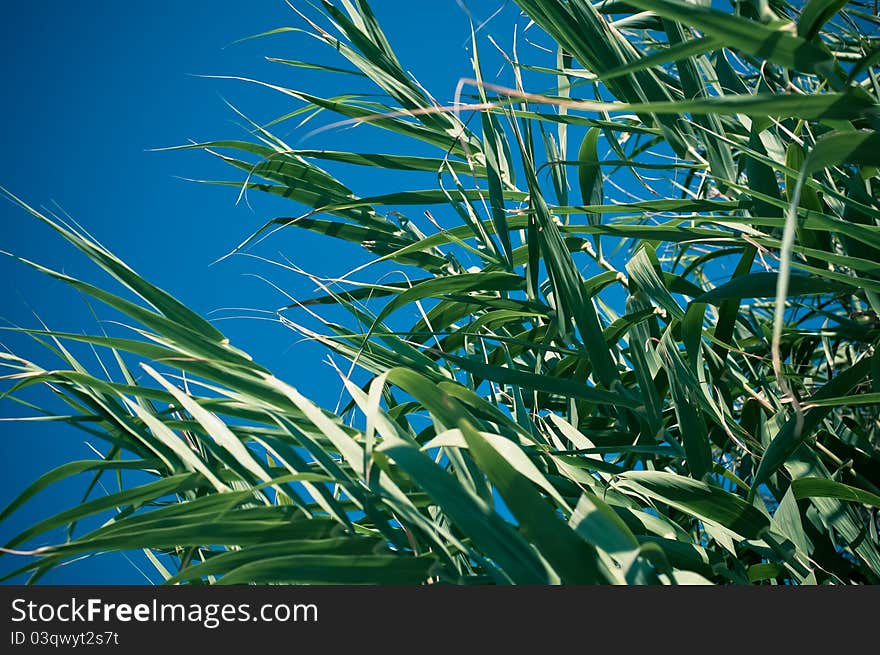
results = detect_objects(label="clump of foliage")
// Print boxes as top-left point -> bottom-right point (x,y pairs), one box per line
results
3,0 -> 880,585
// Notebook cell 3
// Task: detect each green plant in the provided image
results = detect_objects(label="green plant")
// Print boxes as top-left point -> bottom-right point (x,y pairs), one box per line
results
3,0 -> 880,585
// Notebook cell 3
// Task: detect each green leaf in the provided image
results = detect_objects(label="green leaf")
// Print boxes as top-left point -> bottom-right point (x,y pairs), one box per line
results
217,554 -> 433,585
618,471 -> 771,541
695,272 -> 850,304
798,0 -> 849,41
791,478 -> 880,508
626,0 -> 838,76
657,331 -> 713,480
577,127 -> 604,228
458,419 -> 612,584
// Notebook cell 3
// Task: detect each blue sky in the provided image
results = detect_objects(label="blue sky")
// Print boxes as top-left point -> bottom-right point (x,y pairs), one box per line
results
0,0 -> 523,583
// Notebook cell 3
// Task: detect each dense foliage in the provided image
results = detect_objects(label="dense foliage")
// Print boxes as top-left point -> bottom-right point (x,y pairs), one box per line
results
3,0 -> 880,584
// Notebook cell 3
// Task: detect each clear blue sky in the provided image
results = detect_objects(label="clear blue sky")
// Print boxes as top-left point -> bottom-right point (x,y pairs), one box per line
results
0,0 -> 520,583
